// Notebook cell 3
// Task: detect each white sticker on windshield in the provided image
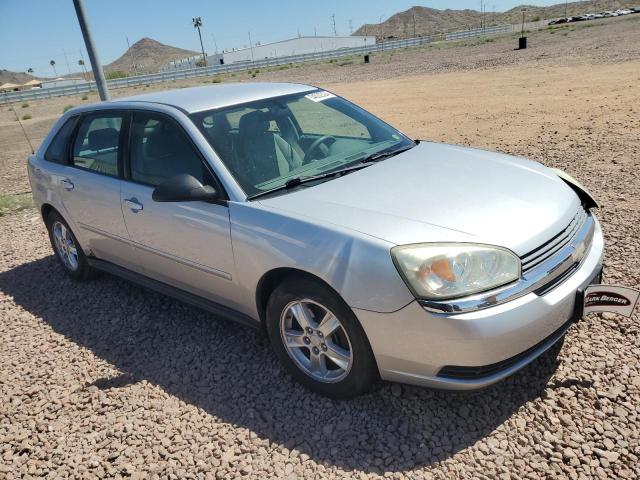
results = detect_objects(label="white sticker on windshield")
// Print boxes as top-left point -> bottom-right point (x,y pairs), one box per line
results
305,91 -> 336,102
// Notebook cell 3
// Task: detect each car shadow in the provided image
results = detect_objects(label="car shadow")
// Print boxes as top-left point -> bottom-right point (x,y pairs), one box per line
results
0,256 -> 566,473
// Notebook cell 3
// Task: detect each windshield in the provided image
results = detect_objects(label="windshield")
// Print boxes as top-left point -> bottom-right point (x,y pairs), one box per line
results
190,90 -> 414,197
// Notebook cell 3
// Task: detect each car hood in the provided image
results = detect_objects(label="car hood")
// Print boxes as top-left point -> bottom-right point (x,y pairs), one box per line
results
259,141 -> 581,255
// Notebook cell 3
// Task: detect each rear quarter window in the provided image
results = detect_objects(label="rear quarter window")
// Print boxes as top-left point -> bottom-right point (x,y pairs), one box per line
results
44,116 -> 79,164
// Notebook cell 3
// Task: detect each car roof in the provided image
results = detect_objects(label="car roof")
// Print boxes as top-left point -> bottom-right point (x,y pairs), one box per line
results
113,82 -> 317,113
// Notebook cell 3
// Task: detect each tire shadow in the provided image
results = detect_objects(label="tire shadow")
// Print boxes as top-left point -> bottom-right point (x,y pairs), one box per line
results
0,256 -> 565,473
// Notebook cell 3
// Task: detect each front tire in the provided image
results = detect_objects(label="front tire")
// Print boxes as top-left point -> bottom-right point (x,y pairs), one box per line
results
266,276 -> 377,399
46,210 -> 95,280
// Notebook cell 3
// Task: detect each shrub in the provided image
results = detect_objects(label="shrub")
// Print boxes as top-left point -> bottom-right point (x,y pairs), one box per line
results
22,114 -> 32,120
251,73 -> 257,78
211,76 -> 222,83
63,105 -> 74,113
338,60 -> 353,67
195,60 -> 207,67
21,103 -> 29,108
531,15 -> 541,22
81,95 -> 88,100
106,70 -> 128,80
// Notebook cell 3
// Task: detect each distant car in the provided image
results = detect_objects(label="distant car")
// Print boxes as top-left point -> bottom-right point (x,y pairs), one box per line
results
601,11 -> 618,17
616,9 -> 633,15
28,84 -> 604,398
549,17 -> 568,25
631,7 -> 640,13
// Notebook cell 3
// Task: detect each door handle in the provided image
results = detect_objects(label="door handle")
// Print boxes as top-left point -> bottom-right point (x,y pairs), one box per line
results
124,198 -> 144,213
60,178 -> 74,191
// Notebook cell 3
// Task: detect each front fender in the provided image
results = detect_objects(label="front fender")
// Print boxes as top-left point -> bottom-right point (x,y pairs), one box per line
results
229,202 -> 414,318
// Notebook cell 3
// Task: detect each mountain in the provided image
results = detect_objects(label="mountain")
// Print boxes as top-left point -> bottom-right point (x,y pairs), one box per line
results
104,37 -> 198,75
354,1 -> 633,38
0,69 -> 40,85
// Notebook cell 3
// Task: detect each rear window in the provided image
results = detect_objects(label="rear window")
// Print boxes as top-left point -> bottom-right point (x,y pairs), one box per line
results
44,116 -> 78,164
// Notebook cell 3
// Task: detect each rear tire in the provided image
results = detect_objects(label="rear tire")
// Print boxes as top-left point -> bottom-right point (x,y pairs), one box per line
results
266,276 -> 377,399
46,210 -> 96,281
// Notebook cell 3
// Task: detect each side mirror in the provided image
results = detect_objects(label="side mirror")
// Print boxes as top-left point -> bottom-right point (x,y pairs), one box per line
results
152,174 -> 219,203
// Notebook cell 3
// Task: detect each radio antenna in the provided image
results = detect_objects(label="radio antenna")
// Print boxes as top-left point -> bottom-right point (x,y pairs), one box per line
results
3,91 -> 35,154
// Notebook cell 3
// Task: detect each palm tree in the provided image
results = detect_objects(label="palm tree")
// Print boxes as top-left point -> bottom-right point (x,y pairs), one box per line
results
50,60 -> 57,77
27,67 -> 34,75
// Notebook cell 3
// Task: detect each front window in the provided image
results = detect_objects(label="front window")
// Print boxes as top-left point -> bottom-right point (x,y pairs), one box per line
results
190,90 -> 414,197
72,113 -> 123,177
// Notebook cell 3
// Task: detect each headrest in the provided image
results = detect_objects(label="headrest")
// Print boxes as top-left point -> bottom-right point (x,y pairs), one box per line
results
145,126 -> 175,159
88,128 -> 119,151
238,110 -> 270,137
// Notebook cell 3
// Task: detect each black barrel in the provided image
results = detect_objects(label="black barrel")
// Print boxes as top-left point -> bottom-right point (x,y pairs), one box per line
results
364,54 -> 370,64
519,37 -> 527,49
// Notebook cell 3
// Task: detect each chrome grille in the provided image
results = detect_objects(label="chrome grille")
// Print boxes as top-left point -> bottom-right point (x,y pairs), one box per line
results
521,207 -> 588,273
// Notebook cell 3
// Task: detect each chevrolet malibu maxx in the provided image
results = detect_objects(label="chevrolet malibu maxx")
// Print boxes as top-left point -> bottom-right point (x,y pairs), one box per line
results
28,83 -> 603,398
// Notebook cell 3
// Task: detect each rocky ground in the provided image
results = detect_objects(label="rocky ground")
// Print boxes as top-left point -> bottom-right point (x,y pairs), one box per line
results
1,13 -> 639,480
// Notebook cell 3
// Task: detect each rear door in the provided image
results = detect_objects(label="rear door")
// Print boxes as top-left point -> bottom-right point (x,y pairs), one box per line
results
120,110 -> 236,306
58,111 -> 136,266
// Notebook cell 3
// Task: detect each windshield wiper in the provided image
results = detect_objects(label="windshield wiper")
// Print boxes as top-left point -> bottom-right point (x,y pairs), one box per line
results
359,144 -> 416,164
248,163 -> 371,200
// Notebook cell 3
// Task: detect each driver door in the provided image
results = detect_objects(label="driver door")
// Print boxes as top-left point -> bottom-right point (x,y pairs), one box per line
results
120,110 -> 236,305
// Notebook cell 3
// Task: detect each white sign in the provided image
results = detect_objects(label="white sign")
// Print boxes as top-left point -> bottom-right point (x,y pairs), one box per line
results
584,285 -> 640,317
305,91 -> 336,102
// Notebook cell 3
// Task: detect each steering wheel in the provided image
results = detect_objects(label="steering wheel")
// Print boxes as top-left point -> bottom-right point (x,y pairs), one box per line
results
303,136 -> 337,164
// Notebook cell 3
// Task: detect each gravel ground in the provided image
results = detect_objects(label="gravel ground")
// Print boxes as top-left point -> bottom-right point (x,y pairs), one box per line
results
1,14 -> 640,480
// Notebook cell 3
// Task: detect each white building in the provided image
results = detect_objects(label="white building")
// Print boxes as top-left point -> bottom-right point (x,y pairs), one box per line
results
221,35 -> 376,64
162,35 -> 377,71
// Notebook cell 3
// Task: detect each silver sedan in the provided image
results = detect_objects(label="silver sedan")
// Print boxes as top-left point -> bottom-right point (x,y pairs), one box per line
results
28,83 -> 604,398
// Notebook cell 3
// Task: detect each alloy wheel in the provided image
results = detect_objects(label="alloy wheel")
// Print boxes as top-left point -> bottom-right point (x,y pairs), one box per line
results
279,299 -> 353,383
52,221 -> 79,271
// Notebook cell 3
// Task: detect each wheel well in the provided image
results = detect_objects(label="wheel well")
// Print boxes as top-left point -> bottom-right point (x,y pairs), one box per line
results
256,268 -> 340,326
41,203 -> 55,222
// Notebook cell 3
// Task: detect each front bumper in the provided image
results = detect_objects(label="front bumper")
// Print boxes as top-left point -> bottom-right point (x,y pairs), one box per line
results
355,217 -> 604,390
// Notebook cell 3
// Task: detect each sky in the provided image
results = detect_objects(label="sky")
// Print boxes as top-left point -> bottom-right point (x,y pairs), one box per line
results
0,0 -> 563,75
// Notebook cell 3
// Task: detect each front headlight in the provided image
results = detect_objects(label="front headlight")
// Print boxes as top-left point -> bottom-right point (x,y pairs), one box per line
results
391,243 -> 521,300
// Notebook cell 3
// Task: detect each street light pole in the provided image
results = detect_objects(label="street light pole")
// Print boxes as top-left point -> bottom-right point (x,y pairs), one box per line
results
248,31 -> 255,63
72,0 -> 109,101
192,17 -> 206,66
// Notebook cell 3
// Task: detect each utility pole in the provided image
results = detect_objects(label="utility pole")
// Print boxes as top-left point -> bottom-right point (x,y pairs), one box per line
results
192,17 -> 206,66
413,9 -> 416,37
349,19 -> 353,35
63,50 -> 72,76
248,31 -> 255,63
564,0 -> 568,17
126,36 -> 138,76
72,0 -> 109,101
210,34 -> 218,54
331,14 -> 337,36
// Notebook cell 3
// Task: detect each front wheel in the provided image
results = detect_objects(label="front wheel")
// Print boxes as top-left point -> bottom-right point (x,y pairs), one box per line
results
266,276 -> 377,398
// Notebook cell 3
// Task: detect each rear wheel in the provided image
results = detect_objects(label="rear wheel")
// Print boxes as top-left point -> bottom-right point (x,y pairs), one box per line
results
46,211 -> 95,280
266,276 -> 377,398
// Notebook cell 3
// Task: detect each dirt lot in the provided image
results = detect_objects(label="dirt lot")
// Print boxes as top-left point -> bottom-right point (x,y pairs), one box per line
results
1,15 -> 639,479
